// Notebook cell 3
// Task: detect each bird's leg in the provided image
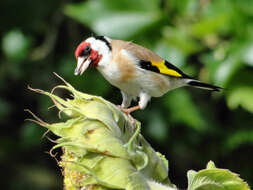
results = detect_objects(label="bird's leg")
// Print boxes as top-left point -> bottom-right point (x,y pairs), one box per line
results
119,92 -> 150,114
118,91 -> 137,114
138,92 -> 150,110
119,105 -> 140,124
120,105 -> 141,115
120,91 -> 132,108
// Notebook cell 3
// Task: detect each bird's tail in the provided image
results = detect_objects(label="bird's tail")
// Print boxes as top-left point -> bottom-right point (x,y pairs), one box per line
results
187,80 -> 222,92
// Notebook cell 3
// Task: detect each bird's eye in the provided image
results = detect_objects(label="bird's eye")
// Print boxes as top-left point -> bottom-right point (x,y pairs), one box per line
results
81,46 -> 91,56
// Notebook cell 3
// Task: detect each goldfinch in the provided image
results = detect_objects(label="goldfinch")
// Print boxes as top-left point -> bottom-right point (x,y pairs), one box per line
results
74,36 -> 221,113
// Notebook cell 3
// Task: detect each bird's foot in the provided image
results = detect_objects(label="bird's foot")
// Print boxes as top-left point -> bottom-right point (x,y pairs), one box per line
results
117,105 -> 140,124
118,105 -> 140,115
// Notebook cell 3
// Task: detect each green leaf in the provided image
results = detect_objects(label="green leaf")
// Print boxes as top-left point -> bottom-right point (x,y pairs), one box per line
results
190,0 -> 233,38
187,170 -> 197,189
187,161 -> 250,190
154,40 -> 186,67
93,12 -> 162,39
126,172 -> 150,190
211,35 -> 253,87
214,54 -> 242,87
163,27 -> 203,55
199,51 -> 223,82
190,14 -> 230,38
64,0 -> 163,39
243,43 -> 253,67
206,161 -> 216,169
224,130 -> 253,151
99,0 -> 160,12
167,0 -> 199,18
227,86 -> 253,113
233,0 -> 253,16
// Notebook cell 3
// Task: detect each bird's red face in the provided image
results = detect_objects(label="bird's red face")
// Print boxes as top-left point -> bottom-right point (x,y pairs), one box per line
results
74,41 -> 102,75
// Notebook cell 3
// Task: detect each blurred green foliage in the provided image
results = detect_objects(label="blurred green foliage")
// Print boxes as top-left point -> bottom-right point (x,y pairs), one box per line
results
0,0 -> 253,189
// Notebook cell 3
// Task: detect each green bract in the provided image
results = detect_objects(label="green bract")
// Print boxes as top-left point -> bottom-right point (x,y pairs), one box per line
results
28,75 -> 173,190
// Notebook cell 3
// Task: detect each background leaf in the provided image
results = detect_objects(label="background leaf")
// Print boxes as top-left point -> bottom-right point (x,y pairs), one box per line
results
187,161 -> 250,190
227,87 -> 253,113
64,0 -> 164,39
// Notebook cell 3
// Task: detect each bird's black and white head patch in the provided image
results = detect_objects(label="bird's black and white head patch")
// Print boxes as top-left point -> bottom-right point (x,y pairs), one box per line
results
85,36 -> 112,54
83,36 -> 112,67
94,36 -> 112,51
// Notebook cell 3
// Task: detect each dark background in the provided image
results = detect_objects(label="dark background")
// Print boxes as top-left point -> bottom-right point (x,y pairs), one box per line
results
0,0 -> 253,189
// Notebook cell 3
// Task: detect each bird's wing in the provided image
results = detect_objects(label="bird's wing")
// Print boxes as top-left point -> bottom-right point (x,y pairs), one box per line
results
112,40 -> 190,78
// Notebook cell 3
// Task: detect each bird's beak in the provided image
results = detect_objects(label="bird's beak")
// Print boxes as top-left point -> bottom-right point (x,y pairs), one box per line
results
74,56 -> 91,75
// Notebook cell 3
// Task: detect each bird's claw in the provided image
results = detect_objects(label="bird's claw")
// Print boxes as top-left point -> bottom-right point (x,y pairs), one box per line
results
117,105 -> 139,124
117,105 -> 140,115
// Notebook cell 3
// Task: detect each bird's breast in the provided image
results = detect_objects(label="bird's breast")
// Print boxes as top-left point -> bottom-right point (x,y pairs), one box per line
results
97,60 -> 141,96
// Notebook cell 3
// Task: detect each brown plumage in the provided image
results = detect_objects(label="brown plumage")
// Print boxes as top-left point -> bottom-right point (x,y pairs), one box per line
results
111,39 -> 163,63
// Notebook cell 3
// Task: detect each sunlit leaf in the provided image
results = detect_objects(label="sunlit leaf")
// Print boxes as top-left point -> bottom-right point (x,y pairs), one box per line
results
227,86 -> 253,113
187,170 -> 197,189
163,27 -> 203,55
214,55 -> 242,87
154,40 -> 186,67
206,161 -> 216,169
187,161 -> 250,190
199,52 -> 222,82
64,0 -> 163,39
243,43 -> 253,66
190,14 -> 230,38
92,12 -> 163,39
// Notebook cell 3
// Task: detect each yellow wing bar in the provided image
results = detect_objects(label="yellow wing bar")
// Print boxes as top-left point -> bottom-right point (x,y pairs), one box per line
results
151,60 -> 182,77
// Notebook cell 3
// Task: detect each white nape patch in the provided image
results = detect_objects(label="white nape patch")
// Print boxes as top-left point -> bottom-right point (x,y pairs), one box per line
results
85,36 -> 112,67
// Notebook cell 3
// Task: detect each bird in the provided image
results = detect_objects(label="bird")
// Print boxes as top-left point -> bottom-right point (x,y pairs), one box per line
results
74,36 -> 221,114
